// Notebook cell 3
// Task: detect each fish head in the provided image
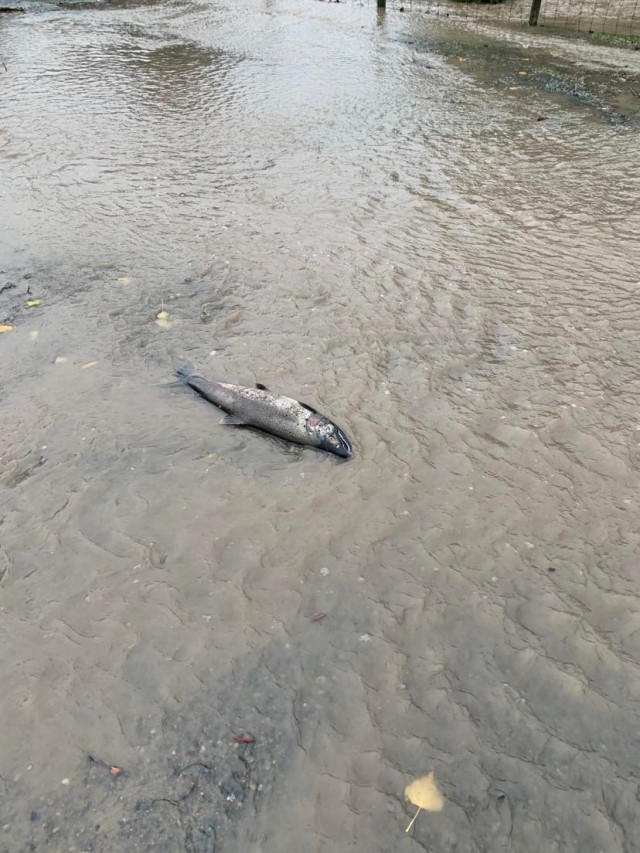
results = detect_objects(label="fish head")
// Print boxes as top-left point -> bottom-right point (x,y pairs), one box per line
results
307,415 -> 353,458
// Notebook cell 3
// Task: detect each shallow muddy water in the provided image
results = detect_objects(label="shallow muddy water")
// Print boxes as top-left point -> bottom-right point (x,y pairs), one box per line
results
1,1 -> 640,850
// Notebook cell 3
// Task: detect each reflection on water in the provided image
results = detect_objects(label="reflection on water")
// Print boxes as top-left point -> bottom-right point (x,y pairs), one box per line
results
1,1 -> 640,850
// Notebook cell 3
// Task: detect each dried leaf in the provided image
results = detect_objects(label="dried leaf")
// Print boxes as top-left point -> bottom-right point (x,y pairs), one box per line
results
155,308 -> 173,330
518,70 -> 528,76
0,325 -> 13,333
405,772 -> 444,812
109,766 -> 122,777
81,361 -> 98,370
26,299 -> 42,308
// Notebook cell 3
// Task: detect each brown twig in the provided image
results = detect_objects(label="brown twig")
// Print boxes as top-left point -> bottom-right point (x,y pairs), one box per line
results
308,612 -> 327,622
175,761 -> 212,776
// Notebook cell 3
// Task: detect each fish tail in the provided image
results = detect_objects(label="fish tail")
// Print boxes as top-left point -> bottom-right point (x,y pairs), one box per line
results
175,362 -> 198,381
157,363 -> 200,389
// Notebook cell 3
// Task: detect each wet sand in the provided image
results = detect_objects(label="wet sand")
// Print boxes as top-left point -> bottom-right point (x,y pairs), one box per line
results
1,1 -> 640,850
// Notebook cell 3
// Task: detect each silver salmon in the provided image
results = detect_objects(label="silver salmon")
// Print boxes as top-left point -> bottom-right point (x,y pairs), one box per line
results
176,364 -> 352,458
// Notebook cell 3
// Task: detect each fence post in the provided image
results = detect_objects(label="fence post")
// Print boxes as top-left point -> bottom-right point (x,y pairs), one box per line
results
528,0 -> 542,26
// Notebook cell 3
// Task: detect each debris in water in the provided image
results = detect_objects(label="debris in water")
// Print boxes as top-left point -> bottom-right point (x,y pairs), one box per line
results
233,735 -> 255,745
88,754 -> 124,777
404,771 -> 444,833
536,115 -> 549,121
26,299 -> 41,308
155,303 -> 173,329
0,325 -> 13,333
54,356 -> 68,364
81,361 -> 98,370
116,275 -> 131,284
308,612 -> 327,622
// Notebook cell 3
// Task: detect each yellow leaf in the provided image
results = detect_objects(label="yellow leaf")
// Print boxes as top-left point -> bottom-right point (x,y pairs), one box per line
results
404,772 -> 444,832
155,308 -> 172,329
81,361 -> 98,370
405,772 -> 444,812
26,299 -> 42,308
0,325 -> 13,333
518,70 -> 528,76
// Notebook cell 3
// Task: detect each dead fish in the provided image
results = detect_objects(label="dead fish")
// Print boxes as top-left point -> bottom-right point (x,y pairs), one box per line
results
175,364 -> 353,458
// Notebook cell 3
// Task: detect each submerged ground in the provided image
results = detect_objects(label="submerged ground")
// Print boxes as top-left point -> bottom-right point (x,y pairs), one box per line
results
1,1 -> 640,850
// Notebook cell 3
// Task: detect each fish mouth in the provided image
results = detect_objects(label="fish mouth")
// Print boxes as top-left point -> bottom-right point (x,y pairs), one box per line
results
333,428 -> 353,458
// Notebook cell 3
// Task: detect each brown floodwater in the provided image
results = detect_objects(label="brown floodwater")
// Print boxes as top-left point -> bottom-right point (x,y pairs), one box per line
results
1,1 -> 640,850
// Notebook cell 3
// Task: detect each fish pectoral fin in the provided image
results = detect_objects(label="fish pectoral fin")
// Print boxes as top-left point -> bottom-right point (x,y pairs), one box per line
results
299,400 -> 320,415
219,413 -> 246,426
255,383 -> 269,391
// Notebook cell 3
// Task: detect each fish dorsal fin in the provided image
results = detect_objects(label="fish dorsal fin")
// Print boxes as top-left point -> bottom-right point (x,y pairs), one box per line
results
256,383 -> 269,391
220,413 -> 246,426
299,400 -> 320,415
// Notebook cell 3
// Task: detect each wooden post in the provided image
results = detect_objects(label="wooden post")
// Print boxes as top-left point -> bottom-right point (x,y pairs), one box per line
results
528,0 -> 542,26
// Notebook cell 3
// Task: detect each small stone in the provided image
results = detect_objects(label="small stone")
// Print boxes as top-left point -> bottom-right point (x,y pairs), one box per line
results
61,778 -> 70,786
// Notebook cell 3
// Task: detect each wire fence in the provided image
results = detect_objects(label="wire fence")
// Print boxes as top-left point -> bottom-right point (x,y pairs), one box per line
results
395,0 -> 640,36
